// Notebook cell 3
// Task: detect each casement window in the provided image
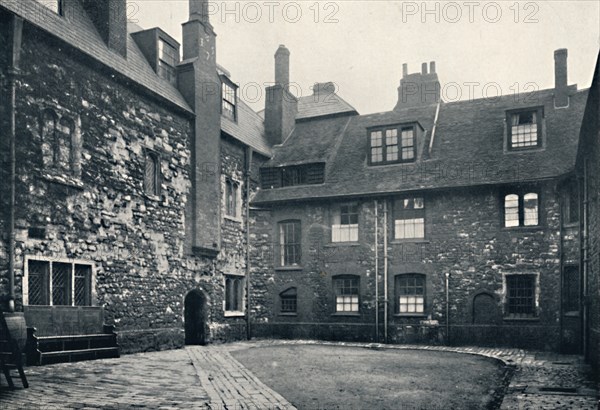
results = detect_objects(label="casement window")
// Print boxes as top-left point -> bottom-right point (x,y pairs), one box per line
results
395,274 -> 426,315
144,151 -> 161,196
333,275 -> 359,313
225,179 -> 240,218
36,0 -> 62,15
394,197 -> 425,239
26,259 -> 92,306
369,125 -> 416,165
331,204 -> 359,242
503,192 -> 539,227
507,108 -> 543,150
562,265 -> 580,314
279,287 -> 297,314
279,220 -> 301,266
222,81 -> 237,121
41,111 -> 79,176
260,164 -> 325,189
224,276 -> 244,314
505,274 -> 537,318
158,39 -> 177,85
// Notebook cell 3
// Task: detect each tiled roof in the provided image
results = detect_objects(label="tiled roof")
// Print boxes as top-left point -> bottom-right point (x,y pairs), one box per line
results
221,100 -> 270,157
1,0 -> 192,113
296,83 -> 359,120
253,88 -> 588,205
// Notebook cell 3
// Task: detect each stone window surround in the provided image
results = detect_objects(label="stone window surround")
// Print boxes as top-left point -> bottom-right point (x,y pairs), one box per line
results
223,274 -> 245,318
503,106 -> 546,154
143,148 -> 162,199
40,108 -> 83,183
501,272 -> 540,320
22,255 -> 97,307
223,176 -> 242,223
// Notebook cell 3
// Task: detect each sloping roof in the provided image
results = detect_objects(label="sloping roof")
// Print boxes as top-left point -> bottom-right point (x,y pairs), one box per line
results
296,85 -> 358,120
1,0 -> 192,113
253,88 -> 588,205
221,99 -> 270,157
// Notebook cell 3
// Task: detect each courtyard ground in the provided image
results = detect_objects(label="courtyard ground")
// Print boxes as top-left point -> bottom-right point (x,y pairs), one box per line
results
0,340 -> 598,409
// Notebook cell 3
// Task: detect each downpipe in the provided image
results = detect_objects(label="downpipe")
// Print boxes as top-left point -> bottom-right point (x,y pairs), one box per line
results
374,200 -> 379,342
445,272 -> 450,345
383,200 -> 388,343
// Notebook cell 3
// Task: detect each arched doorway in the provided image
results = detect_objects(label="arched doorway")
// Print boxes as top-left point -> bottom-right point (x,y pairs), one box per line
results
472,292 -> 500,324
184,290 -> 206,345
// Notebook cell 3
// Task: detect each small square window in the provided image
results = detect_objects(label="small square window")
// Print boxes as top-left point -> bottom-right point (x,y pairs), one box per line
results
508,109 -> 542,150
280,288 -> 297,314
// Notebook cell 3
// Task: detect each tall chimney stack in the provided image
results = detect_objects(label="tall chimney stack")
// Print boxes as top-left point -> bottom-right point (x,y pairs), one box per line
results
275,45 -> 290,90
421,63 -> 428,75
554,48 -> 569,108
189,0 -> 210,23
395,61 -> 441,110
402,63 -> 408,78
265,45 -> 297,146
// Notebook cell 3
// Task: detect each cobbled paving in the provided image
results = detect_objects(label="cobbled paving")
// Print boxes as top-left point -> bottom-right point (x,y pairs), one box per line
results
1,340 -> 598,409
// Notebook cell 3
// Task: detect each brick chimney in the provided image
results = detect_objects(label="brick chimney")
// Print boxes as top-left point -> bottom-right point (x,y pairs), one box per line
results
394,62 -> 440,110
554,48 -> 569,108
265,45 -> 297,146
81,0 -> 128,57
178,0 -> 222,256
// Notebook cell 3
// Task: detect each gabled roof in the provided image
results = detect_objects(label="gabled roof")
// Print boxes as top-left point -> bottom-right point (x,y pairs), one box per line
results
1,0 -> 192,113
221,99 -> 270,157
253,88 -> 588,205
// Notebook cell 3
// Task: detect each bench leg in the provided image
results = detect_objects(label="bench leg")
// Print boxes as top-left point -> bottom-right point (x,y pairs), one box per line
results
16,364 -> 28,388
1,361 -> 15,389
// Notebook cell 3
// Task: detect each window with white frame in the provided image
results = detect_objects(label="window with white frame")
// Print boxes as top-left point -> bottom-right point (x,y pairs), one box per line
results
222,81 -> 237,121
333,275 -> 359,313
394,197 -> 425,239
395,274 -> 425,314
369,125 -> 416,165
503,191 -> 539,227
508,108 -> 542,150
279,220 -> 301,266
224,275 -> 244,314
331,203 -> 359,242
158,39 -> 178,85
26,259 -> 92,306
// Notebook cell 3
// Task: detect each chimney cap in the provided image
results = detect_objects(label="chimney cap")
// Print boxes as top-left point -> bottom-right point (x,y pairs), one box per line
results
554,48 -> 568,56
276,44 -> 290,55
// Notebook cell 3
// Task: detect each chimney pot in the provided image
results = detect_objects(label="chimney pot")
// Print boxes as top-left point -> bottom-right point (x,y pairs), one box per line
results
430,61 -> 436,74
402,63 -> 408,78
421,63 -> 428,75
275,45 -> 290,89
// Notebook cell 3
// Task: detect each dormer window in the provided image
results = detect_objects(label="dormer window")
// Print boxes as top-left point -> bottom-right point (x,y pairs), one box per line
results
507,108 -> 543,150
369,125 -> 416,165
222,81 -> 237,121
158,39 -> 177,85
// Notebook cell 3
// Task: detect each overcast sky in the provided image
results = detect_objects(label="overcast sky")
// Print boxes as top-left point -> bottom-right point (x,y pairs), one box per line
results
132,0 -> 600,114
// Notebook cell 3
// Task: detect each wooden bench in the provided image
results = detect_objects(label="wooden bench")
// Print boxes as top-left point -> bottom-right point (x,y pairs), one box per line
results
0,312 -> 28,389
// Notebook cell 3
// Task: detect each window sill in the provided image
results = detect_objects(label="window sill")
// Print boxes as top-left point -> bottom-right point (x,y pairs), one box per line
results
503,316 -> 539,322
501,226 -> 544,232
275,266 -> 303,272
143,193 -> 161,202
40,173 -> 84,190
504,146 -> 546,154
331,312 -> 360,317
393,313 -> 427,318
224,311 -> 245,318
224,215 -> 243,224
562,222 -> 579,229
563,311 -> 580,317
278,312 -> 298,317
390,239 -> 429,244
324,242 -> 361,247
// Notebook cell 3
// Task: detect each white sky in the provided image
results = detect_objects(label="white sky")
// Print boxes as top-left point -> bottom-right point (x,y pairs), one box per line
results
132,0 -> 600,114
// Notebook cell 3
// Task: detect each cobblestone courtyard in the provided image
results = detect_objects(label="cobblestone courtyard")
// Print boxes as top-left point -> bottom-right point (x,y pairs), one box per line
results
1,341 -> 598,409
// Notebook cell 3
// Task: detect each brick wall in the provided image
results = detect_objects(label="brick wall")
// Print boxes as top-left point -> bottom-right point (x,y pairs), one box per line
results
251,181 -> 572,350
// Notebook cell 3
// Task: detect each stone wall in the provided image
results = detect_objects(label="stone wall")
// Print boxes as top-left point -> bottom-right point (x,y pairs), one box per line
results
0,19 -> 258,353
250,181 -> 574,350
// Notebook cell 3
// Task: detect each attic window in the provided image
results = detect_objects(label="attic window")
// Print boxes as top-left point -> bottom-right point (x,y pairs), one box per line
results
222,81 -> 237,121
260,164 -> 325,189
369,125 -> 416,165
508,108 -> 542,150
158,39 -> 177,85
36,0 -> 62,15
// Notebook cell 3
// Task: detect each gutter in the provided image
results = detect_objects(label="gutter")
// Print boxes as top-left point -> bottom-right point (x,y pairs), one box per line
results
6,15 -> 23,313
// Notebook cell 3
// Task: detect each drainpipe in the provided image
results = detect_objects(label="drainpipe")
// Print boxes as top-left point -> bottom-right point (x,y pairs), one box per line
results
245,147 -> 253,340
6,16 -> 23,313
445,272 -> 450,345
559,183 -> 564,352
383,200 -> 389,343
374,200 -> 379,342
582,159 -> 589,358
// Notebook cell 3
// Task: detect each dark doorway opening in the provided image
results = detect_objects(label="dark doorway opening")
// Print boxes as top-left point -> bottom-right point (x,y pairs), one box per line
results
185,290 -> 206,345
